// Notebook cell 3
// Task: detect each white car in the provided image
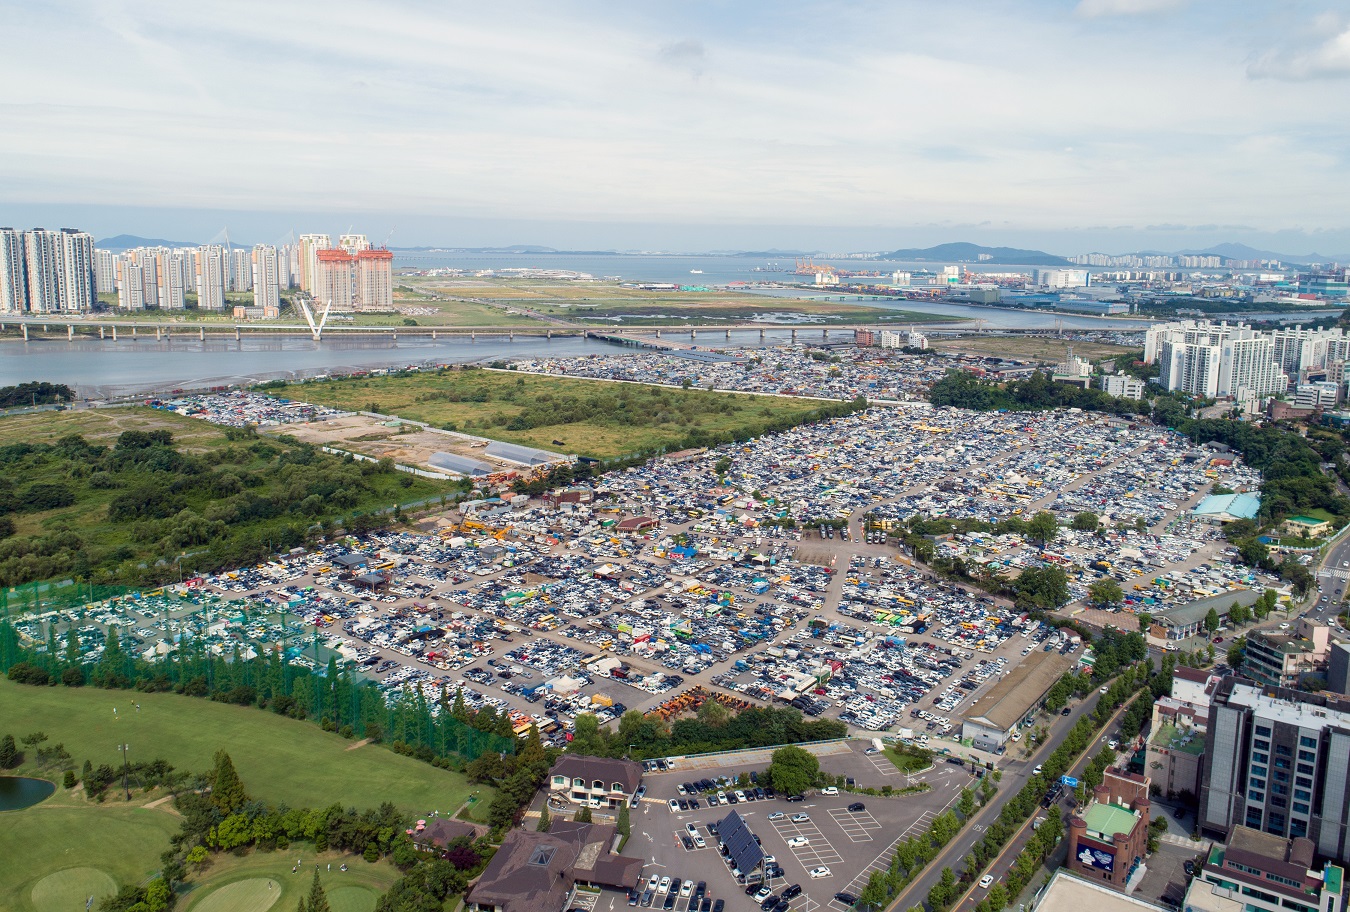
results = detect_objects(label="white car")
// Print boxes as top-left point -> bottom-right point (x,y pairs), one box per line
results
809,866 -> 832,878
646,876 -> 660,892
791,813 -> 810,822
668,799 -> 680,812
864,747 -> 879,755
680,882 -> 693,898
754,887 -> 773,902
686,823 -> 699,835
820,786 -> 839,796
768,812 -> 785,821
979,875 -> 994,889
658,876 -> 671,895
693,834 -> 706,848
787,836 -> 810,848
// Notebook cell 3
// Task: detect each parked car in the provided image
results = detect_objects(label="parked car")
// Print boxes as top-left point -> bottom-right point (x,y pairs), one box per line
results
809,866 -> 832,878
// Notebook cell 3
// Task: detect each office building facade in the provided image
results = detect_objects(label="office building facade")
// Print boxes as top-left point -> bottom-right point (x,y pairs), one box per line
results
1201,679 -> 1350,863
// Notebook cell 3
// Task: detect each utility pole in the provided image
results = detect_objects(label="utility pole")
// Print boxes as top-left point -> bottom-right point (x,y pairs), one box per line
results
118,743 -> 131,801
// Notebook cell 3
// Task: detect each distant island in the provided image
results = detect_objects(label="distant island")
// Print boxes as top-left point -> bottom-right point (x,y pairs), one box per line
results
878,243 -> 1071,266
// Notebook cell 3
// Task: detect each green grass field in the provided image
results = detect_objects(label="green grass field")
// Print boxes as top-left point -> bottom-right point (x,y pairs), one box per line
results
0,678 -> 484,813
273,369 -> 838,459
0,802 -> 179,912
0,795 -> 397,912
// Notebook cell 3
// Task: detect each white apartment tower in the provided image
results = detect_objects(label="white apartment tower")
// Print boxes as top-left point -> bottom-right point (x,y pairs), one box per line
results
1160,339 -> 1223,398
56,229 -> 96,312
116,257 -> 150,311
228,248 -> 252,293
195,245 -> 227,310
22,229 -> 63,314
251,245 -> 281,310
94,248 -> 116,295
339,234 -> 371,253
0,228 -> 26,314
297,234 -> 331,293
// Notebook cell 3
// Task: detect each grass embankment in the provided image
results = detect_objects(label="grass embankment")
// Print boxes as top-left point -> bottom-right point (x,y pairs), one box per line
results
0,408 -> 449,589
0,678 -> 482,814
274,369 -> 838,459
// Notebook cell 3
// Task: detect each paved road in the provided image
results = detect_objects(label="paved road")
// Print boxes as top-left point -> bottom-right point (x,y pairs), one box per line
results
883,691 -> 1114,912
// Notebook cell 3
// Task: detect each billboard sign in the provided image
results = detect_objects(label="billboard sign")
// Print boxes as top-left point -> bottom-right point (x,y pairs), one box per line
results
1077,846 -> 1115,872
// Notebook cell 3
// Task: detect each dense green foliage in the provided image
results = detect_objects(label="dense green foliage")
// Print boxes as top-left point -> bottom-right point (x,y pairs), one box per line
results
763,744 -> 820,796
928,369 -> 1148,415
0,381 -> 75,409
605,703 -> 847,759
0,619 -> 516,769
0,428 -> 444,588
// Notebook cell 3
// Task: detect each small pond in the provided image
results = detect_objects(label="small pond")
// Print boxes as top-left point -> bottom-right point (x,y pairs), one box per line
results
0,776 -> 55,811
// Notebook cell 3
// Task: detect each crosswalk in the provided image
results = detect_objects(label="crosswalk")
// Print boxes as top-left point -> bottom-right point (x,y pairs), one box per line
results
1317,569 -> 1350,580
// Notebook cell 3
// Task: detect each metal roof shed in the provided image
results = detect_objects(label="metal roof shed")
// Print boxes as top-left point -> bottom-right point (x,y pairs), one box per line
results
429,451 -> 496,476
485,441 -> 562,466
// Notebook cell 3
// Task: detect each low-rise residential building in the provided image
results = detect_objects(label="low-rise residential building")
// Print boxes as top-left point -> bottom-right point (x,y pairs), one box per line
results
547,755 -> 642,809
1102,374 -> 1146,399
1147,667 -> 1218,799
1280,516 -> 1332,539
1243,620 -> 1330,689
1185,826 -> 1344,912
465,820 -> 643,912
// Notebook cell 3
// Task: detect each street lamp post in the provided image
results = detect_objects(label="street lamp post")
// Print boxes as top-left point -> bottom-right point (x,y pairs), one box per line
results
118,743 -> 131,801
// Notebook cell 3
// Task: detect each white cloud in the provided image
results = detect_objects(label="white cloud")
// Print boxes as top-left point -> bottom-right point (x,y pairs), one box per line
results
1074,0 -> 1188,17
1248,18 -> 1350,80
0,0 -> 1346,240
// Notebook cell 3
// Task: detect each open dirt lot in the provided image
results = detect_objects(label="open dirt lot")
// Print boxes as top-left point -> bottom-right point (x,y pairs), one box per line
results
929,334 -> 1135,363
276,413 -> 560,474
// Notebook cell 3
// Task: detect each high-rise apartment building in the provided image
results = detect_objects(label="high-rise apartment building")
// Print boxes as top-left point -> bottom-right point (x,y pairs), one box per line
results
22,229 -> 63,314
251,245 -> 281,311
277,245 -> 293,290
1201,679 -> 1350,862
195,245 -> 227,310
116,256 -> 151,311
95,248 -> 116,295
297,234 -> 331,293
312,249 -> 355,310
0,228 -> 26,314
354,248 -> 394,309
339,234 -> 371,253
1149,320 -> 1289,400
229,248 -> 252,293
56,229 -> 96,312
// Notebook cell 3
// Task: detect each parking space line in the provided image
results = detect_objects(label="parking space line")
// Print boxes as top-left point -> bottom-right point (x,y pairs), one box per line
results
831,810 -> 935,909
827,808 -> 883,843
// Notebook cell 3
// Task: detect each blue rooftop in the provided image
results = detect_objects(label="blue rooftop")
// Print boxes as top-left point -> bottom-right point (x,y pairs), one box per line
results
1192,492 -> 1260,521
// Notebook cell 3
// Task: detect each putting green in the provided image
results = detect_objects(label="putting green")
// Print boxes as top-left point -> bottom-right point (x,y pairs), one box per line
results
30,867 -> 117,912
327,885 -> 379,912
189,877 -> 281,912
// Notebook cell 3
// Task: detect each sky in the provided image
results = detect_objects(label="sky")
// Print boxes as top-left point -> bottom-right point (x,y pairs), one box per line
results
2,0 -> 1349,255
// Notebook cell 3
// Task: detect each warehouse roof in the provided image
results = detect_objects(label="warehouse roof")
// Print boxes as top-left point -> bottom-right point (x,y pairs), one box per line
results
429,451 -> 496,476
1192,493 -> 1260,522
485,440 -> 564,466
967,648 -> 1073,733
1155,589 -> 1259,628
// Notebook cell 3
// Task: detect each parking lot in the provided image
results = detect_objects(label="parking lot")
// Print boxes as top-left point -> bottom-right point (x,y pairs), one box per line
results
636,741 -> 974,908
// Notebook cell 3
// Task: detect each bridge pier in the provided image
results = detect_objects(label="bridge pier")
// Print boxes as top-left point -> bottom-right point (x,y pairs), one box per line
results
68,324 -> 74,340
822,328 -> 829,338
234,325 -> 240,341
690,329 -> 697,338
22,324 -> 28,341
43,324 -> 49,333
112,325 -> 117,341
155,326 -> 162,341
759,328 -> 765,340
725,329 -> 731,339
546,330 -> 552,340
432,330 -> 436,340
654,328 -> 660,338
509,332 -> 513,342
99,326 -> 105,339
471,332 -> 475,341
791,328 -> 797,340
199,326 -> 205,341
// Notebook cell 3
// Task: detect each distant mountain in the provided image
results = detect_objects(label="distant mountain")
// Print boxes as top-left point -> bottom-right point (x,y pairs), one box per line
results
879,242 -> 1070,266
727,249 -> 817,258
96,234 -> 202,251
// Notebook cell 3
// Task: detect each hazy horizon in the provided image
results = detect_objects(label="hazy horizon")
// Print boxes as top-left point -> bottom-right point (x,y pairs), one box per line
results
4,1 -> 1349,256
